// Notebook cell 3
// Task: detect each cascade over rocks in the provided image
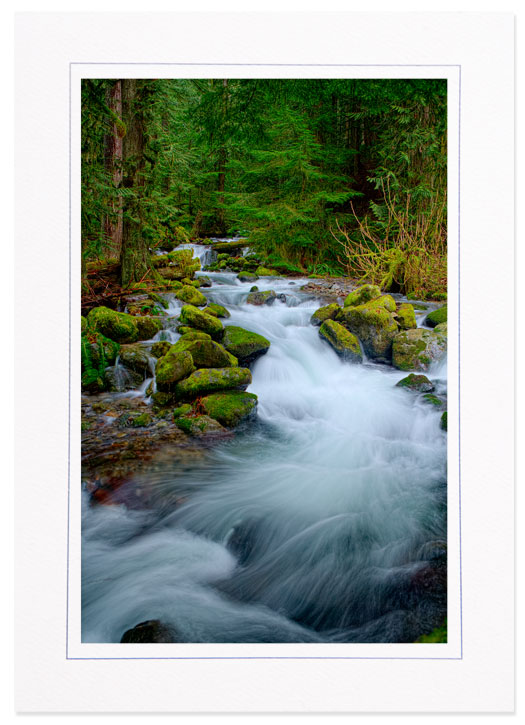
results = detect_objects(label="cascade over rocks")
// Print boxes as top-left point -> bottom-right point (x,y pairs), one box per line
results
119,344 -> 151,374
337,296 -> 399,361
155,349 -> 195,392
396,374 -> 435,393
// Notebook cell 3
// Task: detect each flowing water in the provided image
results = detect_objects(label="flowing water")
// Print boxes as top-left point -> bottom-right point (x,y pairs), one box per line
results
82,244 -> 447,644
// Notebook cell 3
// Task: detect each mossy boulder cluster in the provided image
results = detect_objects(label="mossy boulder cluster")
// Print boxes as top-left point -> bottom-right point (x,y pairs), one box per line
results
221,325 -> 271,366
178,304 -> 224,338
153,248 -> 201,281
175,285 -> 207,307
319,320 -> 362,363
425,305 -> 447,328
310,284 -> 447,371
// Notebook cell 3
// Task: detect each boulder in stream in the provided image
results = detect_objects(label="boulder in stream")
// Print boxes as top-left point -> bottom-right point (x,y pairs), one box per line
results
178,304 -> 224,339
396,373 -> 435,393
343,284 -> 382,308
174,367 -> 252,399
319,320 -> 363,363
172,338 -> 238,368
135,315 -> 163,341
175,284 -> 208,307
392,327 -> 447,372
237,271 -> 259,282
200,391 -> 258,428
155,349 -> 195,392
86,306 -> 139,344
337,296 -> 399,361
246,289 -> 277,306
221,325 -> 271,366
424,305 -> 447,328
175,414 -> 227,436
395,303 -> 417,330
120,620 -> 179,643
119,344 -> 151,374
310,303 -> 341,327
204,303 -> 231,318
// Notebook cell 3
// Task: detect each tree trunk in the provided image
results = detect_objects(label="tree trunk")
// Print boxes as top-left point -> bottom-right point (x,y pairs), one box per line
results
103,80 -> 123,259
120,79 -> 153,287
215,78 -> 228,236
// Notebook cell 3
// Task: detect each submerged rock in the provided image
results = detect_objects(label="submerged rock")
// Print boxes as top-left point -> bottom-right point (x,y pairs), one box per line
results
175,284 -> 208,307
343,284 -> 382,308
319,320 -> 363,363
201,391 -> 258,427
174,367 -> 252,399
222,325 -> 271,366
425,305 -> 447,328
392,328 -> 447,372
310,303 -> 341,327
120,620 -> 179,643
337,296 -> 399,361
396,373 -> 435,393
246,289 -> 277,306
178,304 -> 224,338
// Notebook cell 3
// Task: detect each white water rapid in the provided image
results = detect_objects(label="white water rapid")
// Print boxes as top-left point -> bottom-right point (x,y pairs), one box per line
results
82,246 -> 447,644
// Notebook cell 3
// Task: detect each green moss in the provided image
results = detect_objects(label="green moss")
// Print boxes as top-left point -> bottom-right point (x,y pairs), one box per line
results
175,414 -> 226,436
310,303 -> 341,327
247,290 -> 276,305
178,305 -> 224,339
153,249 -> 201,280
172,338 -> 238,368
396,374 -> 434,392
87,306 -> 139,343
151,340 -> 172,358
319,320 -> 362,363
237,271 -> 259,282
119,344 -> 150,374
416,620 -> 447,643
155,349 -> 195,392
338,299 -> 399,360
343,284 -> 382,308
440,411 -> 448,431
131,413 -> 152,427
178,330 -> 212,341
396,303 -> 417,330
151,391 -> 176,409
222,325 -> 271,365
174,367 -> 252,400
422,393 -> 446,408
392,328 -> 447,371
425,305 -> 447,328
172,403 -> 193,419
135,315 -> 163,341
201,391 -> 258,427
204,303 -> 231,319
255,266 -> 279,277
175,285 -> 207,307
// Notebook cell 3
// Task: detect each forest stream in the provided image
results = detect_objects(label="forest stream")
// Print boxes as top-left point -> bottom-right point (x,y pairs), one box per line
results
81,241 -> 447,645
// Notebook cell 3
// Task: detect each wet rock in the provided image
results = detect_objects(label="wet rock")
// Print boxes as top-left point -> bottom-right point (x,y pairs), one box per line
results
337,296 -> 399,361
237,271 -> 259,282
421,393 -> 446,409
395,303 -> 417,330
119,344 -> 151,374
150,340 -> 172,358
424,305 -> 447,328
86,306 -> 139,344
135,315 -> 163,341
172,338 -> 238,368
175,414 -> 227,436
396,373 -> 435,393
246,289 -> 277,306
155,349 -> 195,393
105,365 -> 144,392
310,302 -> 341,327
198,275 -> 212,288
201,391 -> 258,427
204,303 -> 231,318
82,331 -> 120,369
440,411 -> 448,431
175,284 -> 207,307
392,328 -> 447,372
178,304 -> 224,339
174,367 -> 252,400
178,330 -> 212,342
222,325 -> 271,366
319,320 -> 363,363
120,620 -> 179,643
343,284 -> 382,308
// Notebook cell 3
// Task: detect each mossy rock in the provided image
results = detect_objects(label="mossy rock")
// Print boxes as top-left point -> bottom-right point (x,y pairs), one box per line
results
237,271 -> 259,282
204,303 -> 231,319
250,285 -> 259,292
82,331 -> 120,371
174,367 -> 252,400
126,299 -> 165,317
343,284 -> 382,308
395,303 -> 417,330
425,305 -> 447,328
434,322 -> 448,338
392,328 -> 447,372
87,306 -> 139,344
155,349 -> 195,392
310,303 -> 341,327
172,403 -> 192,419
130,412 -> 152,428
153,249 -> 200,280
172,338 -> 238,368
198,275 -> 212,288
81,369 -> 106,393
178,330 -> 212,342
421,393 -> 446,409
151,391 -> 176,409
201,391 -> 258,428
175,414 -> 227,436
175,285 -> 208,307
135,315 -> 163,341
81,316 -> 87,333
255,266 -> 279,277
105,365 -> 144,392
222,325 -> 271,366
247,289 -> 276,306
178,305 -> 224,339
151,340 -> 172,358
337,298 -> 399,361
319,320 -> 363,363
119,344 -> 151,374
440,412 -> 448,431
396,374 -> 435,393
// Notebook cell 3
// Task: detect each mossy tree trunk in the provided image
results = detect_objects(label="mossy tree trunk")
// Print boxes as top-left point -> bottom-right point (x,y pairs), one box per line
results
120,79 -> 154,288
103,80 -> 123,259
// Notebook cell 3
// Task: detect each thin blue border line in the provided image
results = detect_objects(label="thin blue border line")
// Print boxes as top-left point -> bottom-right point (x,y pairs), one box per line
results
69,63 -> 461,661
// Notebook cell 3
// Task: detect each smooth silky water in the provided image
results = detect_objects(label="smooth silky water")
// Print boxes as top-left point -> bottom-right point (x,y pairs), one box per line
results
82,247 -> 447,644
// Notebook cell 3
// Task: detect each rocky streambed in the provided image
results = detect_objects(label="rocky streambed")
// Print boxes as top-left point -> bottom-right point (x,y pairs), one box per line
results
81,243 -> 448,644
